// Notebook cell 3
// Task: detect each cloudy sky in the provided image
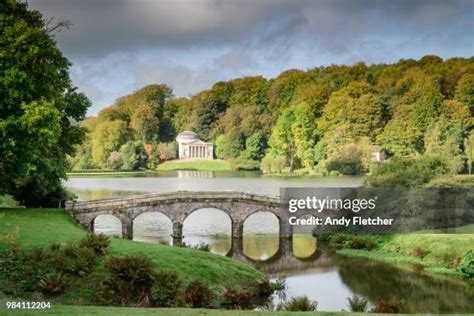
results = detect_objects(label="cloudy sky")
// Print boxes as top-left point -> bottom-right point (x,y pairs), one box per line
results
29,0 -> 474,115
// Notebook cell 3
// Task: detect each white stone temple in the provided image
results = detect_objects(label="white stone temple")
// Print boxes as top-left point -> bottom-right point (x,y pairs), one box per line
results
176,131 -> 214,160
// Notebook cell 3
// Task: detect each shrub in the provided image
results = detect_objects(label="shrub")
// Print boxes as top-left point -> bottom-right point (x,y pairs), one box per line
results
79,233 -> 110,256
278,296 -> 318,311
0,242 -> 98,296
58,244 -> 96,276
261,155 -> 286,174
458,251 -> 474,279
38,273 -> 68,296
365,156 -> 449,188
151,270 -> 182,307
101,255 -> 157,306
157,142 -> 177,161
221,287 -> 253,309
271,278 -> 287,301
193,243 -> 211,252
184,280 -> 213,308
232,157 -> 261,170
257,280 -> 274,298
347,295 -> 368,312
371,298 -> 405,313
349,236 -> 376,250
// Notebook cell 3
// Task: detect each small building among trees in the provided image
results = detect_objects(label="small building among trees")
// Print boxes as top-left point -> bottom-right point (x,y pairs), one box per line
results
176,131 -> 214,160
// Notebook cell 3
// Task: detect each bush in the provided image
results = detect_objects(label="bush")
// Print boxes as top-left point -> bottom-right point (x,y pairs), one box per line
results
0,241 -> 97,296
458,251 -> 474,279
38,273 -> 68,296
232,157 -> 261,170
101,255 -> 157,306
257,280 -> 274,298
183,280 -> 213,308
350,236 -> 376,250
371,298 -> 405,313
157,142 -> 177,161
278,296 -> 318,311
151,270 -> 182,307
261,155 -> 286,174
221,287 -> 253,309
347,295 -> 368,312
365,156 -> 449,188
79,233 -> 110,256
323,234 -> 377,251
58,244 -> 96,276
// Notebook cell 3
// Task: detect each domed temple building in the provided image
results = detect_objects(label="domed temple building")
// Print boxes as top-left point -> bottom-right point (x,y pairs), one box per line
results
176,131 -> 214,160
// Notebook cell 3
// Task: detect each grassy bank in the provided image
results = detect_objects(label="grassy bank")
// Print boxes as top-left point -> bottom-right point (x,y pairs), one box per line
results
0,303 -> 374,316
0,208 -> 265,293
67,170 -> 154,177
156,159 -> 232,171
334,232 -> 474,277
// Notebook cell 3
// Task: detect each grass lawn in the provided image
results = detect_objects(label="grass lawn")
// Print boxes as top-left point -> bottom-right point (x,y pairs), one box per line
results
0,304 -> 377,316
337,232 -> 474,276
156,159 -> 232,171
0,208 -> 264,289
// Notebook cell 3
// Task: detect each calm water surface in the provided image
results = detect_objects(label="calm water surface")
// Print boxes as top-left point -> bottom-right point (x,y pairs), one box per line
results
65,172 -> 473,313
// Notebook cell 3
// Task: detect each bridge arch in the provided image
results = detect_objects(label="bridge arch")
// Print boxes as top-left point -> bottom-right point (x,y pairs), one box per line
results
182,207 -> 232,254
182,204 -> 235,224
133,211 -> 173,244
93,214 -> 122,237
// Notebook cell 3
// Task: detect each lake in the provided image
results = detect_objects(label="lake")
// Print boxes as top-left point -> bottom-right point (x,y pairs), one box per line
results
65,171 -> 473,313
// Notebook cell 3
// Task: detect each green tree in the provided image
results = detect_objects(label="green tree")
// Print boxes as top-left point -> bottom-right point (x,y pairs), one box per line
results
268,108 -> 297,170
241,132 -> 265,161
455,74 -> 474,115
464,133 -> 474,174
119,141 -> 148,171
424,117 -> 465,174
292,102 -> 317,167
130,103 -> 160,142
0,1 -> 91,206
91,120 -> 130,167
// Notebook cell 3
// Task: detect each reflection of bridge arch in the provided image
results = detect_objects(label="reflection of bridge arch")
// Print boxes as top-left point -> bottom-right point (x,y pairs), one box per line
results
242,211 -> 280,261
229,237 -> 332,275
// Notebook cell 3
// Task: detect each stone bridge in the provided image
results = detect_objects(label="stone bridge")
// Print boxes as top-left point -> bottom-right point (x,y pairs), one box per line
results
65,191 -> 292,243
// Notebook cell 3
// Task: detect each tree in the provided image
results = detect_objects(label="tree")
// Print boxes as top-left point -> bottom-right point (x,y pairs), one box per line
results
157,142 -> 177,161
464,133 -> 474,174
119,142 -> 148,171
130,103 -> 160,142
455,74 -> 474,115
91,120 -> 130,167
423,117 -> 465,174
268,107 -> 297,170
0,1 -> 91,206
292,102 -> 317,167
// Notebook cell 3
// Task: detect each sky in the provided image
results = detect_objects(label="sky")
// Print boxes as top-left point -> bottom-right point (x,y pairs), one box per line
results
28,0 -> 474,116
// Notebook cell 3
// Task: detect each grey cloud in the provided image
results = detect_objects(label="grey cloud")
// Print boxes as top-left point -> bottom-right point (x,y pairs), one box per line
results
26,0 -> 474,115
29,0 -> 473,58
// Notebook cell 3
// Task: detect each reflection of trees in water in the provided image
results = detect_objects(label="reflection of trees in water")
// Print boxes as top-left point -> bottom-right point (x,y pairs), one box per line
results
334,255 -> 474,313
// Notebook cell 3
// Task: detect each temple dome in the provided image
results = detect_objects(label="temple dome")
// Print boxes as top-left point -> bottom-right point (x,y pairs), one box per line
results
176,131 -> 198,143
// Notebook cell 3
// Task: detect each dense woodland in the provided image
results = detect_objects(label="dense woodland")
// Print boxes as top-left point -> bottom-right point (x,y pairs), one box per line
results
71,56 -> 474,178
